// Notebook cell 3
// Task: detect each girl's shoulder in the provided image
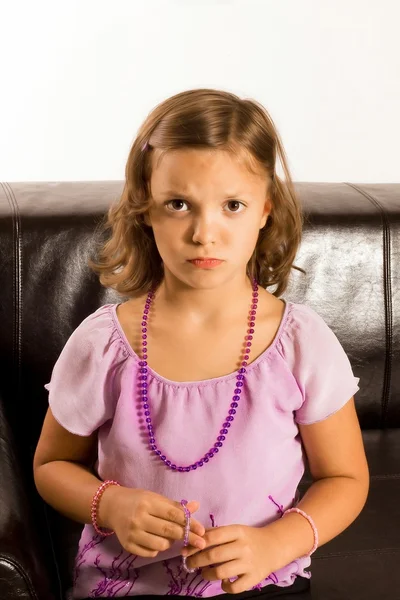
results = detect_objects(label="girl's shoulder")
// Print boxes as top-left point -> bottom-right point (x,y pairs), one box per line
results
278,300 -> 360,425
44,302 -> 130,437
280,300 -> 347,351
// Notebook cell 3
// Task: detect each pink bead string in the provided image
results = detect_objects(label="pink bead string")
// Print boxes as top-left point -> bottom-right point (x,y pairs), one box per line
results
180,499 -> 199,573
283,508 -> 319,557
138,278 -> 259,471
91,479 -> 121,537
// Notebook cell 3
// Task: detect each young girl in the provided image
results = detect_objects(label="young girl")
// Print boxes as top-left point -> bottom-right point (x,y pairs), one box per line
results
33,88 -> 369,600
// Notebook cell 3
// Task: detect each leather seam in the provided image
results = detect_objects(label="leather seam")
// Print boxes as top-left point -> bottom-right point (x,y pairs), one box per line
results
344,182 -> 392,428
0,554 -> 39,600
0,183 -> 22,393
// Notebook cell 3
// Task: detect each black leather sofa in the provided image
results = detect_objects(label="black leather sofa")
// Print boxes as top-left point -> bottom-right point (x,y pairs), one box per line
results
0,181 -> 399,600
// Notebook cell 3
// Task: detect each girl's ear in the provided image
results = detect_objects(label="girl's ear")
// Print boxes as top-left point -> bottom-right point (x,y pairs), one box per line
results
143,212 -> 152,227
260,196 -> 272,229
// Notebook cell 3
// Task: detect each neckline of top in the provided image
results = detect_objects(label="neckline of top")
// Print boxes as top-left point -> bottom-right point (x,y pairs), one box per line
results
109,299 -> 292,388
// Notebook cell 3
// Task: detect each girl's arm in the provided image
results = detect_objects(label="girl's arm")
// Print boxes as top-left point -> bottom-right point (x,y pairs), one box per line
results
33,407 -> 117,529
33,408 -> 206,556
266,396 -> 370,567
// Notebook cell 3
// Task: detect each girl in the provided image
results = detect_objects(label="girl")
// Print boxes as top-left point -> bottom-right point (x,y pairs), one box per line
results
33,88 -> 369,600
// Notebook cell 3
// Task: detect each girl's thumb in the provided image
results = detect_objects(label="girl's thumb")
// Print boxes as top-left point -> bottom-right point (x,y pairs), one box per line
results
186,500 -> 200,513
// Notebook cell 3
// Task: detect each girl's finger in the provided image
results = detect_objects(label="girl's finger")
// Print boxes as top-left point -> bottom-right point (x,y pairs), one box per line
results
186,540 -> 241,569
145,515 -> 206,549
130,529 -> 173,553
124,540 -> 161,559
203,558 -> 245,582
222,573 -> 255,595
152,500 -> 205,537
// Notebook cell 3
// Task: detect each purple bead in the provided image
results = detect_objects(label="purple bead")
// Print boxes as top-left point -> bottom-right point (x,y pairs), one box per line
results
137,283 -> 260,473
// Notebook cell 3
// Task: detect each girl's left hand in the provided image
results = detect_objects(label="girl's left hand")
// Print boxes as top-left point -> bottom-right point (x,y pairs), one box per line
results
181,524 -> 275,594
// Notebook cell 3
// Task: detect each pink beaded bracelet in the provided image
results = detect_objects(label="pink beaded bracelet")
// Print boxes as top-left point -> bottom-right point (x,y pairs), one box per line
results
91,479 -> 121,536
180,499 -> 199,574
283,508 -> 319,558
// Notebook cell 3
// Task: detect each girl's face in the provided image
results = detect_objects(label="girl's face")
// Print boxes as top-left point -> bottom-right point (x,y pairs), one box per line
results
145,148 -> 271,289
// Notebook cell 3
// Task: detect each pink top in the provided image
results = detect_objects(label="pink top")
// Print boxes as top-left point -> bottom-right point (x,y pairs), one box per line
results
45,300 -> 360,599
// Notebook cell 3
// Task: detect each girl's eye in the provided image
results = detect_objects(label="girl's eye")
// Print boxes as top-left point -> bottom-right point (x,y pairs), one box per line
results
226,200 -> 245,213
165,199 -> 246,213
166,200 -> 189,212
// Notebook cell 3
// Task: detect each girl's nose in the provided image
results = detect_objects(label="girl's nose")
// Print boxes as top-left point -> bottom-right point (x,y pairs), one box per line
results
191,216 -> 217,246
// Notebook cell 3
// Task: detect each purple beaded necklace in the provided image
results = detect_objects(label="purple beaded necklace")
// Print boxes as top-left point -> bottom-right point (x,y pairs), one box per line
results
138,277 -> 259,472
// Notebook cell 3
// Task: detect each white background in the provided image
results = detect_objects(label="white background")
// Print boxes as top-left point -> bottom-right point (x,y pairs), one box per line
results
1,0 -> 399,183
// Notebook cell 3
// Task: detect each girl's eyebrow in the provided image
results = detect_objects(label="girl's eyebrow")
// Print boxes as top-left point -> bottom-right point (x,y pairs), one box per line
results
160,189 -> 248,200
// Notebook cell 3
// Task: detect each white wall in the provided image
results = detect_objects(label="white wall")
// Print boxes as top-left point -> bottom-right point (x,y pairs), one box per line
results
1,0 -> 399,183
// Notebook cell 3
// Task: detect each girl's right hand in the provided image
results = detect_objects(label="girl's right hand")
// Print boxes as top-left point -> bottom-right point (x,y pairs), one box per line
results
99,486 -> 206,558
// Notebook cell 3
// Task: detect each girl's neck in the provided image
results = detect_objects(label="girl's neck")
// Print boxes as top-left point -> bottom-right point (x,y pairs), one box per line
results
154,273 -> 256,327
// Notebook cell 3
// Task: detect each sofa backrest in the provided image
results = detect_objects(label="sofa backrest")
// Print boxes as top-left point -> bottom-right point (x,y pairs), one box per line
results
0,180 -> 399,594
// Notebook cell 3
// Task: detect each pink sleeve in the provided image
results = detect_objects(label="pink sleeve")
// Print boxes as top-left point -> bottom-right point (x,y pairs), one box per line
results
44,304 -> 127,436
281,304 -> 360,425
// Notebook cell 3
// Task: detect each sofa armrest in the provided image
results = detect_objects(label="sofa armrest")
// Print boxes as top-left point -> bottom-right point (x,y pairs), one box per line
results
0,403 -> 55,600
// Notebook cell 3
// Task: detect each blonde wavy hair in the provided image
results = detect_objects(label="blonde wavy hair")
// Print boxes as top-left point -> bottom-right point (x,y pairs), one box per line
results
89,88 -> 306,298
